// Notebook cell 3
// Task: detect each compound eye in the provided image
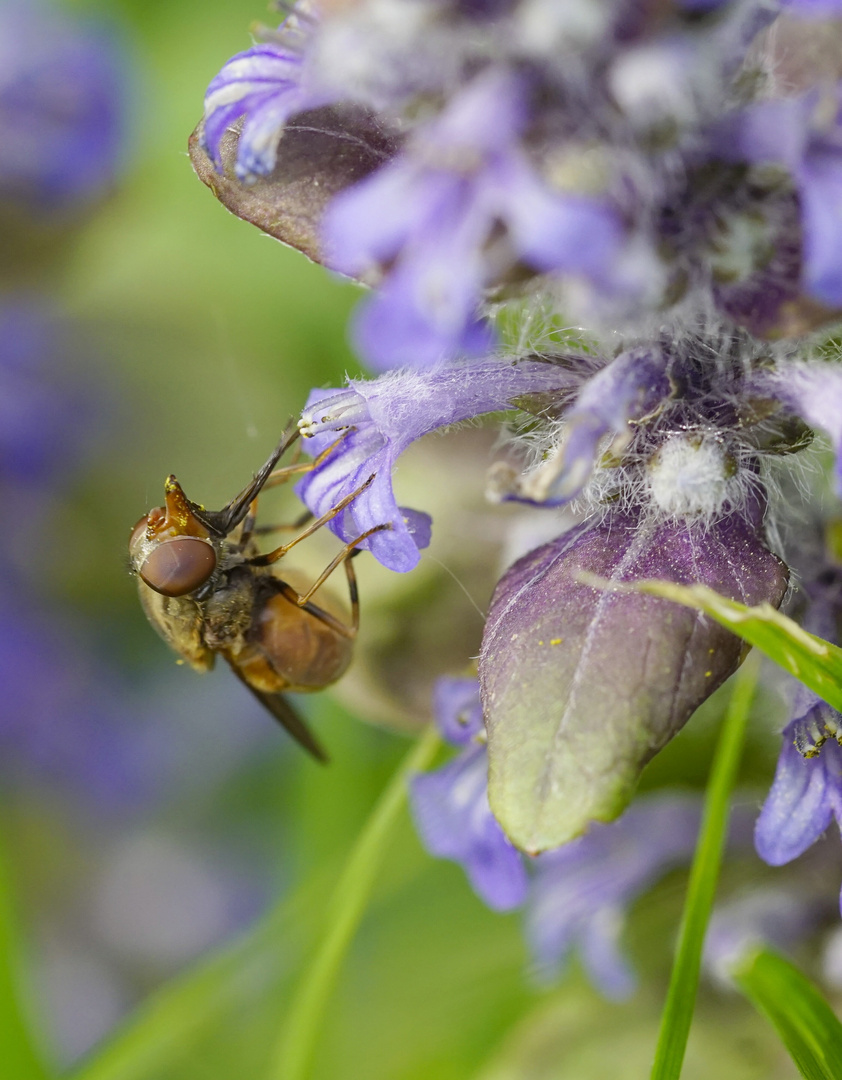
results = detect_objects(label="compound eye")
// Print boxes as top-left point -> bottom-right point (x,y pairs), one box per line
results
139,537 -> 216,597
128,515 -> 149,555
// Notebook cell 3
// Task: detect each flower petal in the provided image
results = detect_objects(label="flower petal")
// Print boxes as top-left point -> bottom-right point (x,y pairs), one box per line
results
432,676 -> 484,746
755,719 -> 842,865
410,745 -> 528,911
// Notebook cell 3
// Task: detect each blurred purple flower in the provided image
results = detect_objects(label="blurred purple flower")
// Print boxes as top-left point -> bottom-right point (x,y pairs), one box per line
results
296,357 -> 578,571
780,0 -> 842,14
0,298 -> 94,487
0,1 -> 125,212
705,886 -> 833,982
0,586 -> 152,808
525,794 -> 701,996
324,69 -> 624,369
431,676 -> 484,745
410,677 -> 528,912
716,89 -> 842,309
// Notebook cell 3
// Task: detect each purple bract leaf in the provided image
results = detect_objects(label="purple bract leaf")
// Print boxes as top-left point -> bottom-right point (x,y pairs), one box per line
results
188,107 -> 398,271
480,508 -> 788,852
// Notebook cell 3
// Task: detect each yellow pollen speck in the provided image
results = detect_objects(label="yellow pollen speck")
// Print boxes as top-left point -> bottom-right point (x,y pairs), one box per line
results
705,670 -> 712,677
176,659 -> 184,666
550,638 -> 563,645
538,640 -> 544,646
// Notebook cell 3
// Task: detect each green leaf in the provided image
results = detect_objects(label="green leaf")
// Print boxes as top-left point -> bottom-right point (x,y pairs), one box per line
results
650,657 -> 759,1080
0,848 -> 51,1080
733,948 -> 842,1080
626,580 -> 842,711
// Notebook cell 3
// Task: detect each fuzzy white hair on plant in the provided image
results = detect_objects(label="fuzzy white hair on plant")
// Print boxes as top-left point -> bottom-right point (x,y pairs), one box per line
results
646,433 -> 739,520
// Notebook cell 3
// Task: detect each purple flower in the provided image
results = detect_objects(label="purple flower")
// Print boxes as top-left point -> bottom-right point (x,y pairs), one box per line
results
525,794 -> 701,996
755,696 -> 842,904
296,357 -> 579,572
0,1 -> 125,212
511,346 -> 673,505
754,551 -> 842,907
202,14 -> 332,183
410,677 -> 528,912
323,69 -> 624,369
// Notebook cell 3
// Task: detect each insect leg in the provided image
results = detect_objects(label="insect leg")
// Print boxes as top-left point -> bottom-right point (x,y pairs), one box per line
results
229,432 -> 349,545
293,523 -> 392,610
238,497 -> 261,547
246,474 -> 376,567
272,524 -> 389,640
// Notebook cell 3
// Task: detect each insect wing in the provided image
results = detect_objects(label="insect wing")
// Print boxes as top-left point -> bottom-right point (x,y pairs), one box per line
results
226,661 -> 328,762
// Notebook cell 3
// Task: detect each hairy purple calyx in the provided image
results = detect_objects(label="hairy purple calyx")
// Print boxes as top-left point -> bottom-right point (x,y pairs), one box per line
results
479,506 -> 788,852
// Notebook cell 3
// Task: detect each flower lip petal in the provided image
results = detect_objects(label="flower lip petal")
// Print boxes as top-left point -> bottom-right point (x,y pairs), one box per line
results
296,358 -> 580,571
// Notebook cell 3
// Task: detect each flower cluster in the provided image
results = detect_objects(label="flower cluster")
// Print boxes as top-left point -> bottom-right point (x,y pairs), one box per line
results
0,300 -> 150,805
0,1 -> 133,799
196,0 -> 842,990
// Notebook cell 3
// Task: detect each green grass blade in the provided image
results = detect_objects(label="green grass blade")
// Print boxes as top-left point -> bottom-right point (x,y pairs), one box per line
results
733,948 -> 842,1080
650,657 -> 759,1080
0,847 -> 51,1080
269,724 -> 440,1080
627,580 -> 842,711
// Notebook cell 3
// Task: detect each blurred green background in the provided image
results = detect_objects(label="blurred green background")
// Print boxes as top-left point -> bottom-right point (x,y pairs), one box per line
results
0,2 -> 810,1078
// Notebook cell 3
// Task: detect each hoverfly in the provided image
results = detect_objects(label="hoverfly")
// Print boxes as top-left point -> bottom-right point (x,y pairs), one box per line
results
128,423 -> 385,761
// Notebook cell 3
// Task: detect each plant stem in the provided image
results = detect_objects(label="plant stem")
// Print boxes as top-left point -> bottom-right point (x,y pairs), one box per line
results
270,725 -> 440,1080
650,655 -> 760,1080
